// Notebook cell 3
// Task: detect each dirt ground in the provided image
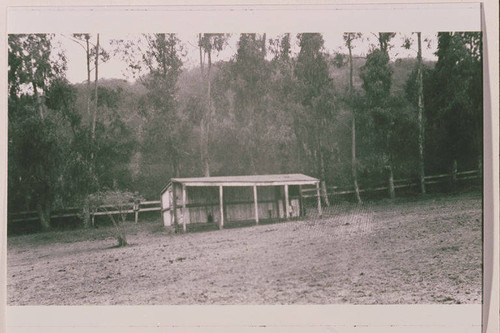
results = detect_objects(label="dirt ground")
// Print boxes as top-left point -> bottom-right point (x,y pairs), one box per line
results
7,191 -> 482,305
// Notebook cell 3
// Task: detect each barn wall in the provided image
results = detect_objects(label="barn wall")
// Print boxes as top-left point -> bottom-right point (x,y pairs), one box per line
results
161,190 -> 170,210
163,210 -> 172,226
186,205 -> 220,224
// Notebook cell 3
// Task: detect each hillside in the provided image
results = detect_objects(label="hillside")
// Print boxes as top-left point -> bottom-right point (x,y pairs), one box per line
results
328,54 -> 436,96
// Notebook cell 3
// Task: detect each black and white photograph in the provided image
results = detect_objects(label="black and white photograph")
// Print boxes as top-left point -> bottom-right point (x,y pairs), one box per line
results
3,3 -> 498,333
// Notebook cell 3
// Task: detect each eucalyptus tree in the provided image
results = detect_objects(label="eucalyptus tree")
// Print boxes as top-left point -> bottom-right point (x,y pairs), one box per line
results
402,32 -> 427,194
113,33 -> 184,178
69,33 -> 110,180
294,33 -> 336,206
425,32 -> 482,178
343,32 -> 363,203
360,33 -> 396,198
8,34 -> 69,229
8,34 -> 67,118
267,33 -> 304,173
197,33 -> 229,176
230,33 -> 271,174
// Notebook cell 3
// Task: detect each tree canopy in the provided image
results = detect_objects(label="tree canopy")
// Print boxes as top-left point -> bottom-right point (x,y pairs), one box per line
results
8,32 -> 483,230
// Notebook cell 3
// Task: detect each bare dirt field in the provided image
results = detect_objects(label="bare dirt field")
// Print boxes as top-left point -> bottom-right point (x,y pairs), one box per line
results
8,191 -> 482,305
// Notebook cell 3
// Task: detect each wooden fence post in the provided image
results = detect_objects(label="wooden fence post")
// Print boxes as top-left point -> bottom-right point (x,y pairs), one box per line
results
182,184 -> 187,233
284,184 -> 289,219
253,185 -> 259,225
219,185 -> 224,229
299,185 -> 305,217
134,197 -> 140,224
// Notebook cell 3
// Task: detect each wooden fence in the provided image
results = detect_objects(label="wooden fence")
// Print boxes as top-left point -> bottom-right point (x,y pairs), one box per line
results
8,169 -> 480,225
299,169 -> 480,198
8,200 -> 161,224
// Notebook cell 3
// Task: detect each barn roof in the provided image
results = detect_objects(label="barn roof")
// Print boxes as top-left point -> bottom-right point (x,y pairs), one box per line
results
163,174 -> 318,192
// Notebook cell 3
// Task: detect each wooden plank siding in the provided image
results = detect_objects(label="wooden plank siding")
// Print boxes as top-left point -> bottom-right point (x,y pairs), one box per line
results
172,186 -> 284,225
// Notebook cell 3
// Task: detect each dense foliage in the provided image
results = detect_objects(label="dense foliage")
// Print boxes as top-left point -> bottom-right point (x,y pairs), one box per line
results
8,32 -> 483,229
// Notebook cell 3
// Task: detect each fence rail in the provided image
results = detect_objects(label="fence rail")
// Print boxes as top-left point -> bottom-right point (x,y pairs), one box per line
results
300,169 -> 480,198
8,169 -> 480,224
8,200 -> 161,224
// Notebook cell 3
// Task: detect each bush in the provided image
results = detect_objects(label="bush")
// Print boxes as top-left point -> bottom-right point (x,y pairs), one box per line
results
82,190 -> 144,247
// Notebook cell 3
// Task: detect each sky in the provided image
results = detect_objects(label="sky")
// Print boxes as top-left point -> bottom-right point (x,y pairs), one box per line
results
55,32 -> 439,85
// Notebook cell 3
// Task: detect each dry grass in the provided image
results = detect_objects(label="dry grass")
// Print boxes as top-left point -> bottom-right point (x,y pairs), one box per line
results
7,191 -> 482,305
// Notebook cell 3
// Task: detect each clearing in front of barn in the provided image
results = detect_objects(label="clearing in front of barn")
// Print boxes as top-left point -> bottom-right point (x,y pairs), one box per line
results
7,191 -> 482,305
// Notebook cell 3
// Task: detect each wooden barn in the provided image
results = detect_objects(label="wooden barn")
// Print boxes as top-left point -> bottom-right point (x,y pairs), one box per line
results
160,174 -> 321,232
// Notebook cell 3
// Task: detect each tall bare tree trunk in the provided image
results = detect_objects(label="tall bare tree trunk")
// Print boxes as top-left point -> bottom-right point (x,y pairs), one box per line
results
416,32 -> 426,195
261,33 -> 266,56
198,34 -> 204,75
199,34 -> 211,177
92,34 -> 99,143
347,33 -> 362,204
90,34 -> 100,177
352,116 -> 362,203
85,34 -> 91,117
204,50 -> 212,177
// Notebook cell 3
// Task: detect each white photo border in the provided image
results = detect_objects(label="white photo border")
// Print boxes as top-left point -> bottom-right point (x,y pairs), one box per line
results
1,2 -> 498,333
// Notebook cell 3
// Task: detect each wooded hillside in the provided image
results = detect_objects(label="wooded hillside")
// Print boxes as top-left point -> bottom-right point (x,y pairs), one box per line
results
8,32 -> 482,230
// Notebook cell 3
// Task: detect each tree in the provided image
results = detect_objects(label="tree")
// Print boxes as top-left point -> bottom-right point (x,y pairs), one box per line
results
70,34 -> 92,116
44,78 -> 99,208
8,34 -> 66,118
113,34 -> 185,181
68,33 -> 110,183
92,84 -> 137,190
344,32 -> 363,204
377,32 -> 396,54
267,33 -> 304,174
403,32 -> 427,194
294,33 -> 336,206
425,32 -> 482,177
415,32 -> 426,194
143,34 -> 184,177
231,33 -> 271,174
360,34 -> 396,199
198,33 -> 229,176
8,34 -> 68,230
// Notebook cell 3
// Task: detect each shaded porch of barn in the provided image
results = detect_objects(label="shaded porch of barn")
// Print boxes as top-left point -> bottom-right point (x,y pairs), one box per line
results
160,174 -> 321,232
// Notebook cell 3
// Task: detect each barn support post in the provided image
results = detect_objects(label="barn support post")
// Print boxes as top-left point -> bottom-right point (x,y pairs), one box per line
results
169,188 -> 174,228
284,184 -> 289,219
182,184 -> 187,233
172,184 -> 178,230
316,182 -> 322,217
219,185 -> 224,229
299,185 -> 304,217
253,185 -> 259,225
